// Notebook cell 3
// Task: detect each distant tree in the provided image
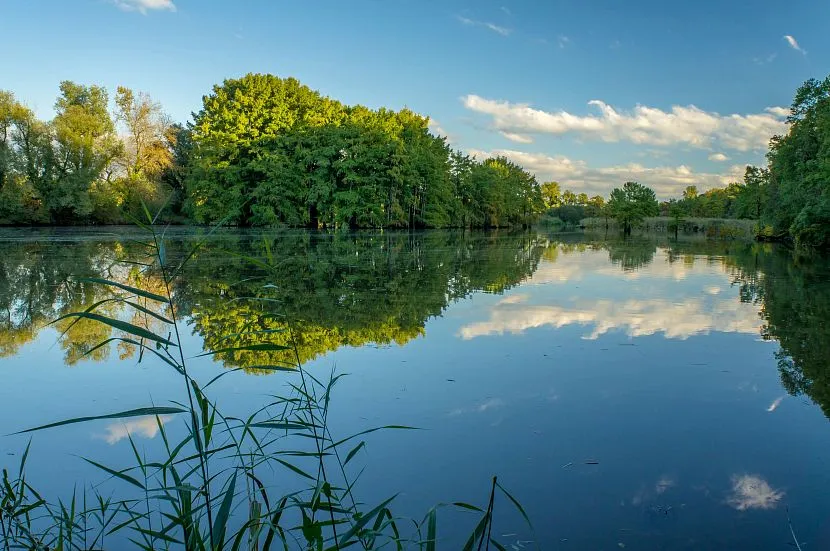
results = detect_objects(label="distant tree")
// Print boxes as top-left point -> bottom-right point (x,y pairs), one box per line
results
586,195 -> 605,217
576,192 -> 589,206
49,81 -> 122,223
607,181 -> 659,235
683,185 -> 698,200
562,189 -> 577,205
540,181 -> 561,209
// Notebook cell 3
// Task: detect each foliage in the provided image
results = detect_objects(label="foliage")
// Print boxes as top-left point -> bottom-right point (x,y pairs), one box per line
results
606,181 -> 659,234
764,75 -> 830,247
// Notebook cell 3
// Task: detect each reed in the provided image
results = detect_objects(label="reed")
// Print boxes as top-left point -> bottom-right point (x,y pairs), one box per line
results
0,206 -> 534,550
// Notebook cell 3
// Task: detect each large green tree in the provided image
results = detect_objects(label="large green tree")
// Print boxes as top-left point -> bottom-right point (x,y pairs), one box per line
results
607,181 -> 659,235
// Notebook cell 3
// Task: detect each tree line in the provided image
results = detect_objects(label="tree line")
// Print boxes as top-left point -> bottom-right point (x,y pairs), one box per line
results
0,75 -> 543,228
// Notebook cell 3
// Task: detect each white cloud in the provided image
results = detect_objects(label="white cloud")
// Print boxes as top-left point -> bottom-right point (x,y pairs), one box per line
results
500,131 -> 534,144
112,0 -> 176,13
500,6 -> 512,15
462,95 -> 788,152
753,53 -> 777,65
458,16 -> 511,36
558,35 -> 571,49
727,475 -> 784,510
428,119 -> 448,138
97,415 -> 173,445
783,35 -> 806,55
458,294 -> 761,341
708,153 -> 730,162
468,148 -> 746,199
765,106 -> 791,118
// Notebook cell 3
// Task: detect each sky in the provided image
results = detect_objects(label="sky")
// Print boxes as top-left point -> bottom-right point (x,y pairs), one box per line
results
2,0 -> 829,198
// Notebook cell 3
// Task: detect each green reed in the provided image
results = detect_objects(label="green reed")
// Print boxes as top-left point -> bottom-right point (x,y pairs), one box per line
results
0,207 -> 534,550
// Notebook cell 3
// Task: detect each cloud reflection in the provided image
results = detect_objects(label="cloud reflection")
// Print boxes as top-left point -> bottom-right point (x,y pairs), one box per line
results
727,474 -> 783,510
97,415 -> 173,445
459,296 -> 761,340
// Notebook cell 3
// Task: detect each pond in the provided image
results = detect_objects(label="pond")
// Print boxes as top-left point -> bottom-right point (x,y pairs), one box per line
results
1,228 -> 829,549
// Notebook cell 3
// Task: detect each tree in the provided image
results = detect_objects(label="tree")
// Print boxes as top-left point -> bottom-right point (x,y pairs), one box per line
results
540,181 -> 561,209
607,181 -> 659,235
682,185 -> 698,200
765,75 -> 830,246
586,195 -> 605,218
562,189 -> 577,206
113,86 -> 173,216
49,81 -> 122,223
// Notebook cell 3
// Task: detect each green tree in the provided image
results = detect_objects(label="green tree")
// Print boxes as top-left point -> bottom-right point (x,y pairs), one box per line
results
607,181 -> 659,235
48,81 -> 122,223
541,181 -> 561,209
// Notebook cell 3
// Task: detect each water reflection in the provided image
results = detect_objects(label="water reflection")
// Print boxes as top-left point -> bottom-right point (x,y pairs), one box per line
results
727,474 -> 784,511
1,230 -> 830,424
97,415 -> 173,445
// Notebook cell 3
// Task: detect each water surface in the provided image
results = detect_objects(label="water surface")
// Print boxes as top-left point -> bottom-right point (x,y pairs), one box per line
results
2,229 -> 829,549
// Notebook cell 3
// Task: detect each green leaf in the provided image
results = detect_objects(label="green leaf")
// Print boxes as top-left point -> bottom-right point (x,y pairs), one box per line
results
496,481 -> 534,531
195,343 -> 291,358
214,471 -> 237,550
14,407 -> 186,434
51,312 -> 177,347
343,441 -> 365,466
453,502 -> 484,513
274,458 -> 315,481
81,458 -> 145,490
80,277 -> 170,303
338,495 -> 397,547
426,508 -> 437,551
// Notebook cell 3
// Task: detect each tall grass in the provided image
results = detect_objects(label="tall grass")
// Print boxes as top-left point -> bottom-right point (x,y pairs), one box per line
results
582,216 -> 758,240
0,208 -> 534,550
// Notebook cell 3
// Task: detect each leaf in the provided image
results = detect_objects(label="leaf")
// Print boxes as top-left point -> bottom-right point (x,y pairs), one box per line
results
426,508 -> 437,551
195,343 -> 291,358
81,458 -> 145,491
326,425 -> 419,451
344,441 -> 365,466
461,512 -> 489,551
51,312 -> 177,347
274,458 -> 315,481
496,481 -> 534,531
14,407 -> 187,434
80,277 -> 170,303
453,502 -> 484,513
338,495 -> 397,547
214,471 -> 237,550
249,422 -> 314,431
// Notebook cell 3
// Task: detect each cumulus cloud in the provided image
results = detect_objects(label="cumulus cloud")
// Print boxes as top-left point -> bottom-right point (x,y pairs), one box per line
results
708,153 -> 730,162
500,131 -> 534,144
428,119 -> 448,138
468,148 -> 746,199
458,294 -> 761,341
462,95 -> 788,152
458,16 -> 511,36
727,474 -> 784,510
783,35 -> 806,54
112,0 -> 176,13
97,415 -> 173,445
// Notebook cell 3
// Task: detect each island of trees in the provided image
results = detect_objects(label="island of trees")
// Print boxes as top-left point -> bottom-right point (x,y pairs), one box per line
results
1,73 -> 829,246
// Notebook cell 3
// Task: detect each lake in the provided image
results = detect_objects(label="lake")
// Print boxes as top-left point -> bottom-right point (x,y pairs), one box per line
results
2,228 -> 830,549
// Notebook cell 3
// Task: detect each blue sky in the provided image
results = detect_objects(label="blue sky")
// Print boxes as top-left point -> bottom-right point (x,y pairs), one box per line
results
2,0 -> 828,198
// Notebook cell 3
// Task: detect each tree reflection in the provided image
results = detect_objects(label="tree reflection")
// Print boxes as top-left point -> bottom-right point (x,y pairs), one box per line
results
728,245 -> 830,418
2,229 -> 830,422
0,231 -> 546,371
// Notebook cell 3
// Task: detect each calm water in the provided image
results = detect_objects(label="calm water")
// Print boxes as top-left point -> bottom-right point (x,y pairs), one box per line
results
2,228 -> 830,549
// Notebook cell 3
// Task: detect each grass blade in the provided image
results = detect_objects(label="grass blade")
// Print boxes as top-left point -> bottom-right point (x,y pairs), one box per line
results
14,407 -> 186,434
